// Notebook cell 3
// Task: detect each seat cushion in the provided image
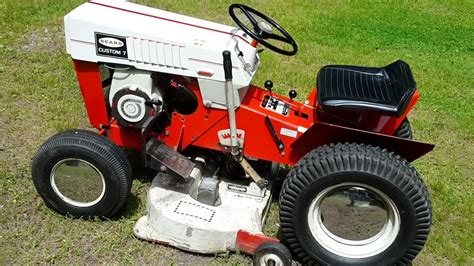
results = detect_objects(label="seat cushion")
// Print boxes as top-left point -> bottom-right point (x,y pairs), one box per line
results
317,60 -> 416,116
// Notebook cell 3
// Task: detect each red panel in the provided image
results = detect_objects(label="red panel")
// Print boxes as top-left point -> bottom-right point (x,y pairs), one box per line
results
231,86 -> 315,165
107,120 -> 142,150
159,83 -> 316,165
72,60 -> 109,129
305,88 -> 318,107
235,230 -> 279,255
158,81 -> 229,151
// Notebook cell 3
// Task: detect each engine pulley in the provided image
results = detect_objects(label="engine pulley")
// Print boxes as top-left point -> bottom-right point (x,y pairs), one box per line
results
109,69 -> 163,129
112,85 -> 159,128
117,93 -> 146,123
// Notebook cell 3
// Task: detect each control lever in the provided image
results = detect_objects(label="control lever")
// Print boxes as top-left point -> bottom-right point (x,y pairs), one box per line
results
265,116 -> 284,151
223,51 -> 239,157
222,50 -> 267,189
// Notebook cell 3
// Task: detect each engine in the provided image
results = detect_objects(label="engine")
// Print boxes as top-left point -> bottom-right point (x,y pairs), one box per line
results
109,68 -> 163,128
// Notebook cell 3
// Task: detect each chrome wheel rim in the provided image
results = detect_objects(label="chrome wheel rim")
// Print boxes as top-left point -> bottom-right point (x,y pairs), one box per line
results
307,182 -> 400,258
50,158 -> 106,207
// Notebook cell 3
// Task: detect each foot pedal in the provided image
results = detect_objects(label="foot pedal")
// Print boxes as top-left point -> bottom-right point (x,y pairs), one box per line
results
146,139 -> 195,179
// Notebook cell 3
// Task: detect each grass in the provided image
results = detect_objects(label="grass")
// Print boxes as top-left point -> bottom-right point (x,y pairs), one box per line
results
1,0 -> 473,264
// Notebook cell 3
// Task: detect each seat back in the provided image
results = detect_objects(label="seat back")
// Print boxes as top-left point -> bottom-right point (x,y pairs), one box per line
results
317,60 -> 416,116
383,60 -> 416,104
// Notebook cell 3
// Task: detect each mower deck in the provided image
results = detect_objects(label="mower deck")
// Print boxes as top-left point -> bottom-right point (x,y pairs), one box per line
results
133,172 -> 273,254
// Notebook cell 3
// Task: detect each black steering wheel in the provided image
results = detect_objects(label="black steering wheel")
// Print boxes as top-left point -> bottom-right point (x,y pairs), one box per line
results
229,4 -> 298,56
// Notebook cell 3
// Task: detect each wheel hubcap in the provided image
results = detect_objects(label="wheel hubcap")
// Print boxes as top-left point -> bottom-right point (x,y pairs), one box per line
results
50,158 -> 106,207
259,254 -> 283,266
307,182 -> 400,258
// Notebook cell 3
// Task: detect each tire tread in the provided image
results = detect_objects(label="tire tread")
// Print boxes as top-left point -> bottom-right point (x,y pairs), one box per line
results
279,142 -> 432,264
32,129 -> 133,218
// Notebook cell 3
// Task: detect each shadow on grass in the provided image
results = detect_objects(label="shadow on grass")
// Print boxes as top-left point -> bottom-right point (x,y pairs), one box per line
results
124,148 -> 157,182
114,192 -> 143,220
272,167 -> 290,201
111,148 -> 158,220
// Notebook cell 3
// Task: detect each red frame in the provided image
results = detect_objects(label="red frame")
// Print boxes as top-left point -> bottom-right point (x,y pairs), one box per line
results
72,60 -> 109,129
72,60 -> 433,165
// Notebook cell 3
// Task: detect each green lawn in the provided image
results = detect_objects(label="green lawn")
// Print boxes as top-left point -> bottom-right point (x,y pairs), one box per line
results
1,0 -> 473,264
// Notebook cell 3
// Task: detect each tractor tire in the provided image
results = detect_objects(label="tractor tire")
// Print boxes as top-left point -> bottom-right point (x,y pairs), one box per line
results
32,129 -> 132,218
279,143 -> 431,265
394,118 -> 413,139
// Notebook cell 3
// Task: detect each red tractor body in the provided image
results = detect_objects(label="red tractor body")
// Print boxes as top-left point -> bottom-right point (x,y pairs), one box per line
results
73,60 -> 433,166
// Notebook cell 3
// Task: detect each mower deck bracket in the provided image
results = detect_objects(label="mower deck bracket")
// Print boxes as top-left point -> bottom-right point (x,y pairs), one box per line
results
146,138 -> 195,179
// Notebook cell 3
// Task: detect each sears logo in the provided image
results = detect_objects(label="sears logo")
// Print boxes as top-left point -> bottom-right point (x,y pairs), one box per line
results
95,32 -> 128,59
98,37 -> 124,48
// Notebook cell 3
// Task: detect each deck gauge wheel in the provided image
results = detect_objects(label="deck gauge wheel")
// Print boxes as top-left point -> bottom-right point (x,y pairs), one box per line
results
253,242 -> 292,266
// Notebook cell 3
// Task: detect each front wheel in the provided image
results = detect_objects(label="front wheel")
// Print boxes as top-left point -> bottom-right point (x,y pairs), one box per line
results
32,130 -> 132,218
279,143 -> 431,265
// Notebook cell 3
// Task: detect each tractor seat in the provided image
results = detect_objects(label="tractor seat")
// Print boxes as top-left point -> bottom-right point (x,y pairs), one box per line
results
317,60 -> 416,116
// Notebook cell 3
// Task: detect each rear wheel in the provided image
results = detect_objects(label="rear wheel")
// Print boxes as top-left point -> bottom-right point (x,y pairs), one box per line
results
394,118 -> 413,139
32,130 -> 132,218
279,143 -> 431,265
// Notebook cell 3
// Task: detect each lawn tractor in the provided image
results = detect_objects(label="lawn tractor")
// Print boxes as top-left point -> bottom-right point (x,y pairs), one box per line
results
32,0 -> 434,265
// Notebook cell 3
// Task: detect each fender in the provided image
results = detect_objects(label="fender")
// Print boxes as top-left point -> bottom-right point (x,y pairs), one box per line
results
290,122 -> 434,162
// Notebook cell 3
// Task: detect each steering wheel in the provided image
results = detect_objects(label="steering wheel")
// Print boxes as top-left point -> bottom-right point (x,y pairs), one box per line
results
229,4 -> 298,56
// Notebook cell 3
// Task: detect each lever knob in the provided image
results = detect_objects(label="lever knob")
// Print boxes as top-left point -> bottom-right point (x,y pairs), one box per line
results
264,80 -> 273,91
289,90 -> 297,100
222,51 -> 233,80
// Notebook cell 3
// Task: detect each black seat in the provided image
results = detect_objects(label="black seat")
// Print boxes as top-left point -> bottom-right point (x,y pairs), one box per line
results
317,60 -> 416,116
